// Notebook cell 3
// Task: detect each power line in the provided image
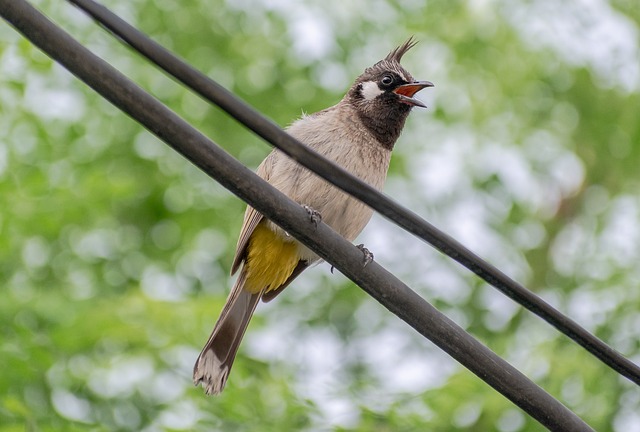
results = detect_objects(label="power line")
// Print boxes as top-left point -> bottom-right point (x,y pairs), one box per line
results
0,1 -> 595,430
66,0 -> 640,387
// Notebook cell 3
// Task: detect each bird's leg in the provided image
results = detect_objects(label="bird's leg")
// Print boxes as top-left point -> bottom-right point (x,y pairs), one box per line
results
302,205 -> 322,227
356,244 -> 374,267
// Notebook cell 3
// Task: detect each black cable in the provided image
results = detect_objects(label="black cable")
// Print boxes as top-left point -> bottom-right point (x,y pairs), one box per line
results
1,1 -> 596,430
65,0 -> 640,386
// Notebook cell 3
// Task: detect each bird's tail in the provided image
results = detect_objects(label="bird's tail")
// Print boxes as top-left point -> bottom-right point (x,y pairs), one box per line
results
193,270 -> 262,395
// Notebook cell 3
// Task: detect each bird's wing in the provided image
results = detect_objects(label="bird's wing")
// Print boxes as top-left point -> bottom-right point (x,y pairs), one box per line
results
230,151 -> 276,275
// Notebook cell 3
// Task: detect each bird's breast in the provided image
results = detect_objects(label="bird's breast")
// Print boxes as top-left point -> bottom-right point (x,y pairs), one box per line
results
266,130 -> 391,263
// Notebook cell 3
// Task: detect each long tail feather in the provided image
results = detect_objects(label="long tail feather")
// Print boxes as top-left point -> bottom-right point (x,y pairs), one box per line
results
193,270 -> 262,395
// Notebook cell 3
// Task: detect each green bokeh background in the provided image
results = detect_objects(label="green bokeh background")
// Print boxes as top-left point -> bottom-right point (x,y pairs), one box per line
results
1,0 -> 639,430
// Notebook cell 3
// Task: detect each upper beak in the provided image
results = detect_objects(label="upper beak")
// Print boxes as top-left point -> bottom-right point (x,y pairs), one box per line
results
393,80 -> 434,108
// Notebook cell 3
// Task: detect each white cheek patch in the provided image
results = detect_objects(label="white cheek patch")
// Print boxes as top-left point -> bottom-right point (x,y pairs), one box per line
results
361,81 -> 384,101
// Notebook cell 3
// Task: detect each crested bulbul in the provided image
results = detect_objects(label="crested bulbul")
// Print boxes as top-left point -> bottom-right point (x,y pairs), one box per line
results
194,38 -> 433,395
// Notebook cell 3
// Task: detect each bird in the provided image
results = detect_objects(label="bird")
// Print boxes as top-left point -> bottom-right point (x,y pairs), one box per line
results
193,38 -> 433,395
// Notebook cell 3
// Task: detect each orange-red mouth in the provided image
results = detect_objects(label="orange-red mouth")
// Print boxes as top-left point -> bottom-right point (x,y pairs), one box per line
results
393,80 -> 434,107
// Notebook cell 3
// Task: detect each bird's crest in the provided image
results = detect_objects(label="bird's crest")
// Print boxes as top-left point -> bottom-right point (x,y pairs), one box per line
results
363,37 -> 418,82
384,36 -> 418,64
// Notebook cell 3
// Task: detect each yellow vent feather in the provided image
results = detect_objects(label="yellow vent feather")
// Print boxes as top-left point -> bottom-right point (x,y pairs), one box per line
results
243,222 -> 299,294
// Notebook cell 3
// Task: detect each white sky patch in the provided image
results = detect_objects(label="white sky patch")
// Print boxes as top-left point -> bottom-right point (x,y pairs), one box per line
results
140,264 -> 192,302
23,73 -> 86,121
502,0 -> 640,93
289,12 -> 334,62
361,80 -> 383,100
87,356 -> 155,398
51,389 -> 93,423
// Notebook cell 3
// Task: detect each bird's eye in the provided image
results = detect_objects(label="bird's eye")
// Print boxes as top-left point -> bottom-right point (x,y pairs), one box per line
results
381,75 -> 394,86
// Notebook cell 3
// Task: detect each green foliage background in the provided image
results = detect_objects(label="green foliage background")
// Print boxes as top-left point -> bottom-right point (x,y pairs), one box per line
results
1,0 -> 639,430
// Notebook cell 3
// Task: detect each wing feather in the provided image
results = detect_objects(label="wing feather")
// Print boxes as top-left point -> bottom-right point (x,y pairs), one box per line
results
230,151 -> 276,274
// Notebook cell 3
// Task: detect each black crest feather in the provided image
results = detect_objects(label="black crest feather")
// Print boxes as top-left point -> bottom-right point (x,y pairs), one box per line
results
361,37 -> 418,81
385,37 -> 418,63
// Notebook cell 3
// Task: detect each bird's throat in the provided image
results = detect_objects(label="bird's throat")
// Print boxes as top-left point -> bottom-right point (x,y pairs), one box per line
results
356,107 -> 410,150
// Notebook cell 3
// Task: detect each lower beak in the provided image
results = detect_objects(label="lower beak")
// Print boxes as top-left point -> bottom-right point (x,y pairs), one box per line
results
393,80 -> 434,108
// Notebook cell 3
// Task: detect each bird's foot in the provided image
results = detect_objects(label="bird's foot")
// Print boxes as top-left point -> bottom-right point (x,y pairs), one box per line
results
356,244 -> 374,267
302,205 -> 322,227
329,245 -> 374,273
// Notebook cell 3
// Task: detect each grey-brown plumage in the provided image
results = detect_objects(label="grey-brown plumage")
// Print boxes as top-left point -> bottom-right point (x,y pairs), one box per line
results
193,38 -> 433,395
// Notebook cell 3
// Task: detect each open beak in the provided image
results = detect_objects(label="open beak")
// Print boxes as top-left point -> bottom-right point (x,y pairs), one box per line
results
393,80 -> 434,108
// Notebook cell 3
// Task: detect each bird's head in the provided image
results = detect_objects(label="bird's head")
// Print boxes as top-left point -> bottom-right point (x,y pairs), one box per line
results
346,38 -> 433,148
